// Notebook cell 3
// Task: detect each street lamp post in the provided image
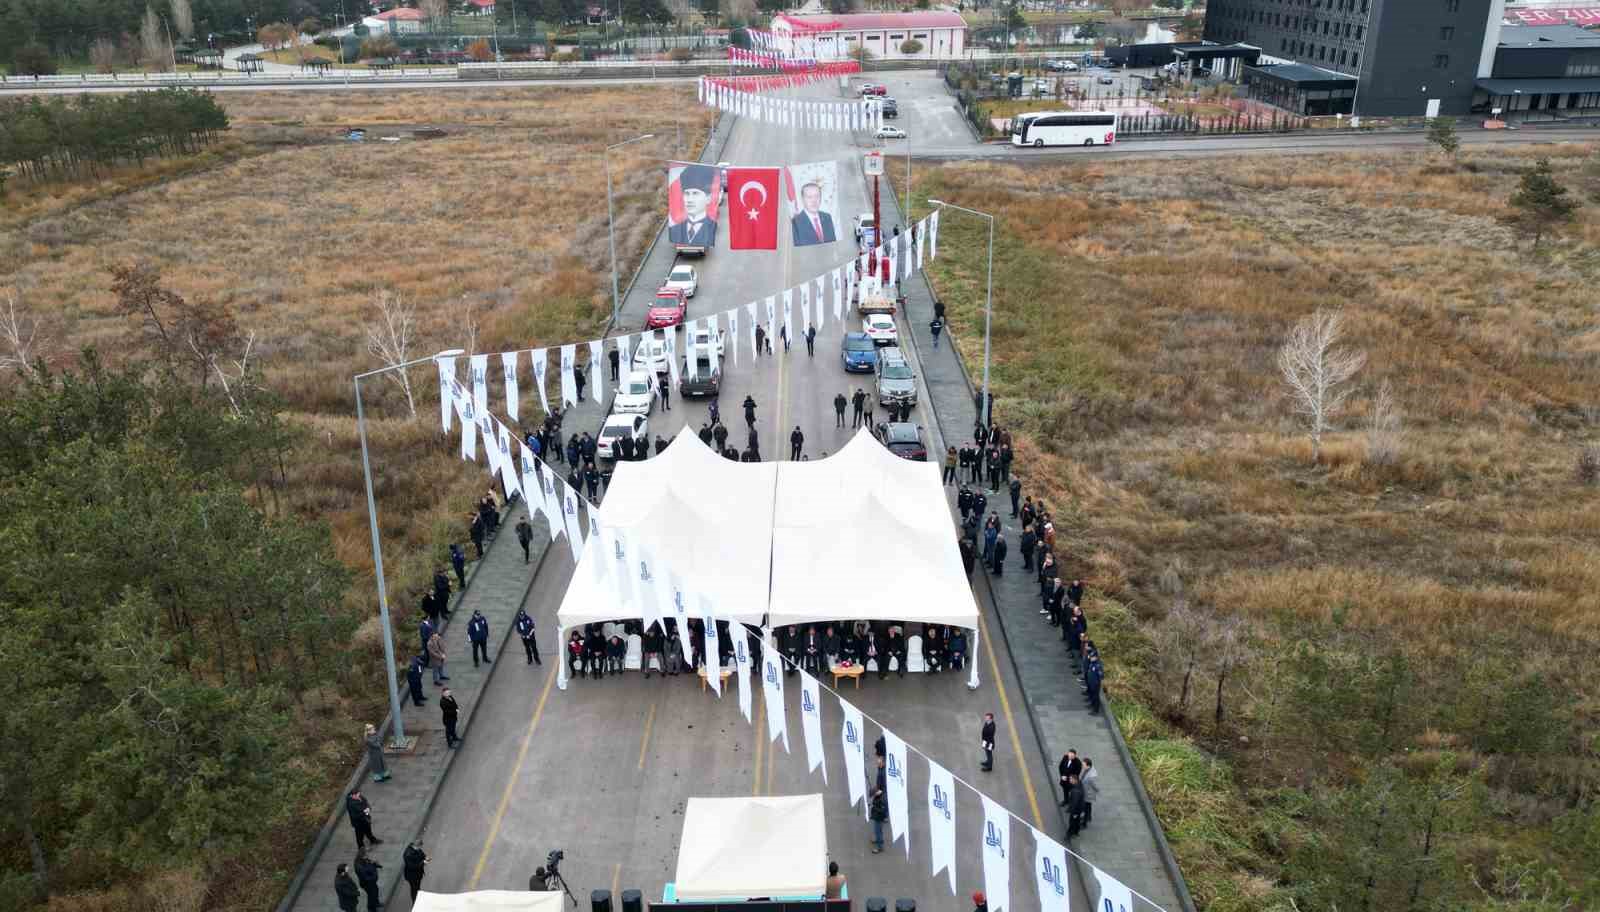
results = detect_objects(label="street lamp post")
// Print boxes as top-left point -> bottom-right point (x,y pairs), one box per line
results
926,199 -> 995,427
355,348 -> 465,748
604,133 -> 656,326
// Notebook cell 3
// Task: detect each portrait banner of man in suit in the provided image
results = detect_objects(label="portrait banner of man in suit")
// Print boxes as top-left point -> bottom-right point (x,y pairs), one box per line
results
667,162 -> 723,249
786,160 -> 839,248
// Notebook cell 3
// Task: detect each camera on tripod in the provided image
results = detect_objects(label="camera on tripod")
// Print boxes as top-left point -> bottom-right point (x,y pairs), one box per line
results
547,849 -> 565,872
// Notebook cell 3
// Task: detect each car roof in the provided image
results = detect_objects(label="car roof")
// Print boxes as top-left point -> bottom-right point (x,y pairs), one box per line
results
844,332 -> 874,344
879,348 -> 907,363
883,423 -> 920,442
867,313 -> 895,323
602,413 -> 641,429
670,264 -> 694,273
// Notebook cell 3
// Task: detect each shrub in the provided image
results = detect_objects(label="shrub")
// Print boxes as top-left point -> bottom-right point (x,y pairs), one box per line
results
667,46 -> 693,63
1579,444 -> 1600,485
466,38 -> 494,62
360,36 -> 401,60
900,39 -> 923,55
12,43 -> 58,76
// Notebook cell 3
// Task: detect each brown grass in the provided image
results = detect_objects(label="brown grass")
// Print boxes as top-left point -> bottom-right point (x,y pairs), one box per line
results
1,83 -> 712,909
909,143 -> 1600,907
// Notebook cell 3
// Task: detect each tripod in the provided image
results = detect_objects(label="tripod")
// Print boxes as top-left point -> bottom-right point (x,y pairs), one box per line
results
548,865 -> 578,907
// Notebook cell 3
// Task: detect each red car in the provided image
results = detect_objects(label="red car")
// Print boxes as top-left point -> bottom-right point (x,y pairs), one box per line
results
859,83 -> 888,96
646,287 -> 687,329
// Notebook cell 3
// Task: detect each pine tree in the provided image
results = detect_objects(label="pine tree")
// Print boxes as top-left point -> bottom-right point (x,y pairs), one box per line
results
1426,115 -> 1459,159
1503,158 -> 1577,248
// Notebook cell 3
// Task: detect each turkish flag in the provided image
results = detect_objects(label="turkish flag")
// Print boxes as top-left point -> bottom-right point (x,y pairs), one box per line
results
727,167 -> 780,251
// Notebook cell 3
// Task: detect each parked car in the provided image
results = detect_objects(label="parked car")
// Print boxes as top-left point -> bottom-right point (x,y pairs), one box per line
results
875,125 -> 907,140
596,413 -> 648,460
853,213 -> 877,245
646,287 -> 688,329
875,349 -> 917,408
841,332 -> 879,372
1097,75 -> 1116,85
633,332 -> 671,377
1048,59 -> 1079,72
879,422 -> 927,461
679,354 -> 722,398
882,98 -> 899,118
613,369 -> 656,415
687,324 -> 725,358
863,312 -> 899,347
859,83 -> 887,96
663,263 -> 698,298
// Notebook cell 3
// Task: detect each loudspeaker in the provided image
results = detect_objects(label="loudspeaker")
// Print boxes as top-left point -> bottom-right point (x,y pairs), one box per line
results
622,889 -> 643,912
866,898 -> 888,912
592,890 -> 613,912
896,900 -> 916,912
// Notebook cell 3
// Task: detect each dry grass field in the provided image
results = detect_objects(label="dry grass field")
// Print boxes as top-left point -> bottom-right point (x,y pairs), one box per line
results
0,84 -> 713,909
910,145 -> 1600,911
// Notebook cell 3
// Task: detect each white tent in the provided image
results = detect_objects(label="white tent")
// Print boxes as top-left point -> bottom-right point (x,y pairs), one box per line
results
672,795 -> 827,901
414,891 -> 565,912
557,428 -> 980,689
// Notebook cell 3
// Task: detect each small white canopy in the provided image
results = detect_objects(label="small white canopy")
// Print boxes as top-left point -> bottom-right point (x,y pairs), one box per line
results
413,891 -> 566,912
673,795 -> 827,901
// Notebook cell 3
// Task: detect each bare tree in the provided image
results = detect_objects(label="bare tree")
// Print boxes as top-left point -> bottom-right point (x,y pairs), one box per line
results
1365,379 -> 1403,466
170,0 -> 194,40
195,331 -> 257,416
460,296 -> 480,357
1163,598 -> 1209,724
1277,309 -> 1366,462
1211,617 -> 1252,726
89,37 -> 121,73
140,5 -> 172,71
419,0 -> 449,29
0,294 -> 47,379
366,292 -> 419,419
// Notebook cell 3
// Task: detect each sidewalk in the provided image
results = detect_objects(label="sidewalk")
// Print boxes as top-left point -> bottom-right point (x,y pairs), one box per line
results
876,193 -> 1191,912
282,499 -> 550,912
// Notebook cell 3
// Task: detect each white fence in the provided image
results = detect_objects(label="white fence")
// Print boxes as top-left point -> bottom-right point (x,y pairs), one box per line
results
0,68 -> 460,86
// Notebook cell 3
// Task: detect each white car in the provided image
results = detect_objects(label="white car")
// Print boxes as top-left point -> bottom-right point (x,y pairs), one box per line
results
687,324 -> 725,358
612,369 -> 656,415
875,125 -> 907,140
596,413 -> 648,460
664,264 -> 698,298
632,332 -> 671,377
853,213 -> 877,244
863,313 -> 899,346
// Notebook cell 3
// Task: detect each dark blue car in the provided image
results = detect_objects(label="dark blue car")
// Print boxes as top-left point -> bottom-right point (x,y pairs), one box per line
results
841,332 -> 879,372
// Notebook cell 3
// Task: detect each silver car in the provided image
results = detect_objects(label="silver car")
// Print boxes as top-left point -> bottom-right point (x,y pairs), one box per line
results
876,349 -> 917,408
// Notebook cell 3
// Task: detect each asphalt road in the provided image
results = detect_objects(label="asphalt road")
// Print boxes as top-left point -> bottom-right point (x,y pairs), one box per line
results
394,82 -> 1079,912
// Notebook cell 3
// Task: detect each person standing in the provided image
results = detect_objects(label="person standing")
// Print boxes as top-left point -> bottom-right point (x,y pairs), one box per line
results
790,426 -> 804,460
515,607 -> 540,665
1008,476 -> 1023,517
450,543 -> 467,590
834,392 -> 848,427
516,517 -> 534,563
958,485 -> 973,522
986,444 -> 1002,492
1067,579 -> 1085,609
929,316 -> 944,349
418,616 -> 435,669
868,784 -> 889,854
1065,774 -> 1087,841
364,723 -> 390,783
1057,750 -> 1082,806
428,630 -> 448,685
781,324 -> 790,353
982,517 -> 999,565
1084,651 -> 1104,715
942,446 -> 958,485
713,422 -> 729,452
403,839 -> 430,901
584,463 -> 600,500
440,687 -> 460,748
433,566 -> 452,619
354,850 -> 382,912
991,534 -> 1007,575
980,712 -> 996,772
743,394 -> 758,428
755,324 -> 766,356
346,789 -> 381,850
608,346 -> 620,382
851,388 -> 866,428
407,656 -> 427,706
658,374 -> 671,411
573,362 -> 587,402
805,324 -> 816,356
470,511 -> 486,560
826,861 -> 846,899
335,863 -> 361,912
698,423 -> 714,446
468,610 -> 491,667
1080,758 -> 1099,827
1021,525 -> 1037,573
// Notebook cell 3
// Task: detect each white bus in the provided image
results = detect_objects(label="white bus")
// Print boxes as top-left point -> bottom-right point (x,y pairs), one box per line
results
1010,111 -> 1119,148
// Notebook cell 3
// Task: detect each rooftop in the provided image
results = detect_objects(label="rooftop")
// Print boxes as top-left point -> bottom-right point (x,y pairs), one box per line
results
368,7 -> 424,20
1498,24 -> 1600,47
1246,61 -> 1357,85
774,12 -> 968,31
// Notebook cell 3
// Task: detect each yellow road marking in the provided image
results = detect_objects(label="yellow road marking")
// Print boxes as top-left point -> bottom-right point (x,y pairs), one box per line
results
469,663 -> 558,888
610,862 -> 621,900
980,607 -> 1045,828
637,702 -> 657,771
753,686 -> 766,795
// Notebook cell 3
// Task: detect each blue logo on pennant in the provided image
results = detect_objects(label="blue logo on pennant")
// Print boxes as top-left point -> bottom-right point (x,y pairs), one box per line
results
766,665 -> 777,685
844,721 -> 858,745
985,821 -> 1005,858
736,642 -> 747,663
802,691 -> 815,713
614,542 -> 625,561
1042,858 -> 1064,897
673,591 -> 685,615
887,754 -> 902,781
707,624 -> 717,640
933,785 -> 951,821
639,561 -> 651,582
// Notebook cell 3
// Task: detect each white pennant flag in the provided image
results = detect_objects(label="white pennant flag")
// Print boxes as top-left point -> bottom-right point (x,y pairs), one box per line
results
981,796 -> 1012,912
928,759 -> 957,895
581,510 -> 605,585
664,329 -> 680,390
470,354 -> 489,418
559,345 -> 578,408
884,728 -> 910,855
797,284 -> 809,336
684,318 -> 700,380
799,671 -> 827,783
497,423 -> 518,497
500,351 -> 520,421
665,569 -> 693,667
636,539 -> 668,636
700,599 -> 721,696
899,230 -> 911,277
542,471 -> 562,541
616,334 -> 632,380
745,301 -> 759,358
726,308 -> 740,367
761,636 -> 789,753
735,626 -> 754,722
458,391 -> 478,461
560,478 -> 582,557
603,523 -> 634,610
436,356 -> 457,433
930,209 -> 941,260
1034,830 -> 1070,912
520,445 -> 546,529
887,242 -> 898,287
764,296 -> 777,355
476,412 -> 494,472
917,217 -> 927,270
1092,867 -> 1134,912
813,277 -> 827,331
782,288 -> 794,347
530,349 -> 550,415
839,697 -> 867,814
833,267 -> 845,322
588,339 -> 605,401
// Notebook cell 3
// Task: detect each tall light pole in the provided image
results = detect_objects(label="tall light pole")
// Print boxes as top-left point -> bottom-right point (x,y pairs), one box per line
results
926,199 -> 995,426
604,133 -> 656,326
355,347 -> 465,748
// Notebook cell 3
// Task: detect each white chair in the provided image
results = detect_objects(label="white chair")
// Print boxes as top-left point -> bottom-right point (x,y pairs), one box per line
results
906,635 -> 926,673
625,634 -> 643,671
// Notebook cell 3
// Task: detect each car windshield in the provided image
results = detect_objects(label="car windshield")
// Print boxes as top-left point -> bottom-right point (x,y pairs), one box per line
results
670,268 -> 693,281
653,296 -> 678,306
888,426 -> 918,443
625,378 -> 650,394
882,363 -> 912,380
844,337 -> 874,352
869,318 -> 893,329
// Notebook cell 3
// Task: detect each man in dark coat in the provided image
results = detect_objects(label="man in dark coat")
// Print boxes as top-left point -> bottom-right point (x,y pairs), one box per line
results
515,607 -> 540,665
441,687 -> 460,748
346,789 -> 381,850
980,712 -> 996,772
699,423 -> 714,445
450,543 -> 467,590
1020,527 -> 1037,572
888,629 -> 907,677
402,840 -> 430,901
335,864 -> 361,912
805,324 -> 817,356
790,426 -> 804,460
607,346 -> 620,382
418,617 -> 434,669
655,434 -> 668,455
1084,652 -> 1104,715
658,374 -> 671,411
468,610 -> 491,666
516,518 -> 534,563
959,538 -> 975,577
1008,476 -> 1023,517
833,392 -> 848,427
619,434 -> 636,462
1057,750 -> 1082,806
407,656 -> 427,706
354,850 -> 383,912
433,567 -> 452,618
713,422 -> 729,451
1067,579 -> 1085,609
957,485 -> 973,521
991,535 -> 1007,575
851,388 -> 866,428
584,464 -> 600,500
743,394 -> 758,427
1065,774 -> 1087,840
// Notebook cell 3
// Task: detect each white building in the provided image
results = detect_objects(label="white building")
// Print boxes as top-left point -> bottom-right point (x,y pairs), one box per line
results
361,7 -> 425,34
773,12 -> 968,61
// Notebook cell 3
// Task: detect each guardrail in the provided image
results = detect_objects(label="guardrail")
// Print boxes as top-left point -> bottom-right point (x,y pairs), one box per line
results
1,67 -> 460,85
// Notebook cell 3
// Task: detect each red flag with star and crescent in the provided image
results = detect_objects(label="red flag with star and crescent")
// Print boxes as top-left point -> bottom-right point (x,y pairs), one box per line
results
727,167 -> 781,251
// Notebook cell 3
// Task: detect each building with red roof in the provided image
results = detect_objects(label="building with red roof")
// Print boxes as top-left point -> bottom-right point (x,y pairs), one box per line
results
773,11 -> 967,60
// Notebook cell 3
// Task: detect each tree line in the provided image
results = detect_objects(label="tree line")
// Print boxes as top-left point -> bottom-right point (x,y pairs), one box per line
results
1,0 -> 352,64
0,89 -> 228,185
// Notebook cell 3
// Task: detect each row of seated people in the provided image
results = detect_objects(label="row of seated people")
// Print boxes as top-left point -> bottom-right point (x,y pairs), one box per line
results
563,619 -> 968,678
